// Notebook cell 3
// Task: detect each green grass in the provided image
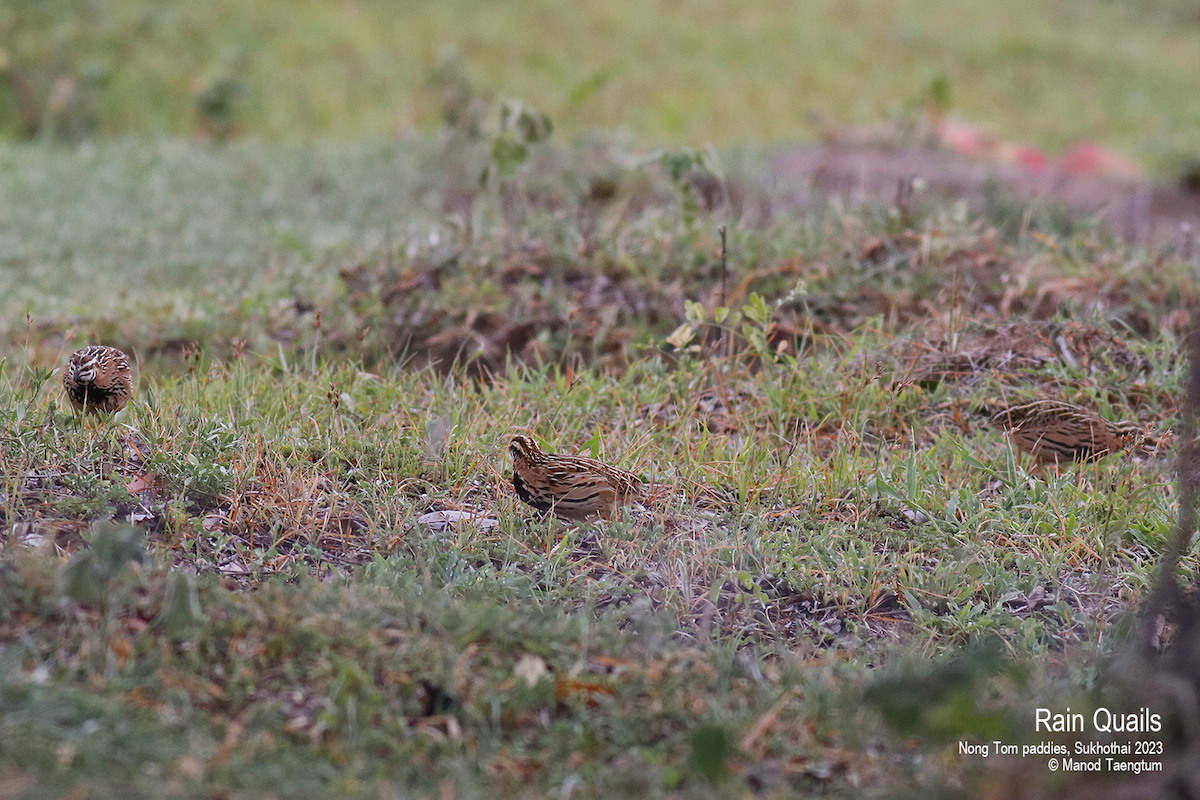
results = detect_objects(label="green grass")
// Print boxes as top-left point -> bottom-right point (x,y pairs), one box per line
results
5,0 -> 1198,168
0,347 -> 1181,796
0,134 -> 1195,796
2,2 -> 1196,792
4,538 -> 883,798
1,133 -> 1188,361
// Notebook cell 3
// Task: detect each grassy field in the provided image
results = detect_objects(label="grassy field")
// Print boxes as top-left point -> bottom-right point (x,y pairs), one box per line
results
0,128 -> 1195,797
5,0 -> 1199,169
1,0 -> 1198,796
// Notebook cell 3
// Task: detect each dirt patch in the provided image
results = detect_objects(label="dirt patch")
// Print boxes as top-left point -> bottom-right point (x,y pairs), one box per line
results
770,144 -> 1200,249
884,319 -> 1151,387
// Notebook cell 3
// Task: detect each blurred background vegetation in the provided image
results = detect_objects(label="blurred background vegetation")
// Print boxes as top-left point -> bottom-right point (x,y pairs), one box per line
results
1,0 -> 1197,169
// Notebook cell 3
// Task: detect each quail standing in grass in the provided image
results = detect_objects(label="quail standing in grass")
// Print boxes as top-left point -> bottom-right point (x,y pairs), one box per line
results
509,434 -> 643,521
987,399 -> 1144,467
62,345 -> 133,416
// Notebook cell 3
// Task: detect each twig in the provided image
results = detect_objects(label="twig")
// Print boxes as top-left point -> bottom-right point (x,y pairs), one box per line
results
719,225 -> 729,358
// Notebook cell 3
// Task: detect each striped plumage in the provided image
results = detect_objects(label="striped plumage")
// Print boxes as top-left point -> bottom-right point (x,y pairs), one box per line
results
62,345 -> 133,416
988,399 -> 1142,466
509,435 -> 643,521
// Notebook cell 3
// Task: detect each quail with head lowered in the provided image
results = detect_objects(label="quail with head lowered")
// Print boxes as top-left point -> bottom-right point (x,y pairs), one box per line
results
988,399 -> 1144,467
62,345 -> 133,416
508,434 -> 643,521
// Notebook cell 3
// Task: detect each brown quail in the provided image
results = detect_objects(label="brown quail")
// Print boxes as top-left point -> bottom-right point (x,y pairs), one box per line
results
62,345 -> 132,416
509,434 -> 643,521
988,399 -> 1143,466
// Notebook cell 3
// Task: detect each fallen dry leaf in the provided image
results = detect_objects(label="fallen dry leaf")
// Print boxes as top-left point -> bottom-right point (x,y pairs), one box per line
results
513,653 -> 549,687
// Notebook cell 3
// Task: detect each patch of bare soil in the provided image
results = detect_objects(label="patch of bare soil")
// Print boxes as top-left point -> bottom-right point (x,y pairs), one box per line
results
771,144 -> 1200,249
884,319 -> 1151,388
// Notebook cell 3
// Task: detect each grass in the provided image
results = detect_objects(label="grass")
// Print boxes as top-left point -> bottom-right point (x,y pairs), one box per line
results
3,541 -> 881,798
0,356 -> 1176,796
4,0 -> 1199,169
1,3 -> 1196,793
0,130 -> 1194,795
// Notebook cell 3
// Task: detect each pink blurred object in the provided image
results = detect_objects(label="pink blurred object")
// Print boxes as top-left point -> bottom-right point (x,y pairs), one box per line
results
938,118 -> 1050,175
997,142 -> 1051,173
936,118 -> 998,158
1062,140 -> 1142,180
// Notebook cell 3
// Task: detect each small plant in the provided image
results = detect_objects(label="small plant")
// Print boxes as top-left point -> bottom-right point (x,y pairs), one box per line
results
56,521 -> 146,605
192,74 -> 247,144
0,362 -> 55,425
674,290 -> 777,363
657,147 -> 724,225
482,99 -> 553,187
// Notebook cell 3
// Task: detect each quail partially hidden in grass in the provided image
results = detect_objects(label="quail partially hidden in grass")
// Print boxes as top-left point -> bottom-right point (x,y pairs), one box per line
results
509,434 -> 643,521
62,345 -> 133,416
987,399 -> 1144,467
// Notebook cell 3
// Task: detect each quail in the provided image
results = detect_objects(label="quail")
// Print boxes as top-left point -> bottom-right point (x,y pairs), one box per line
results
988,399 -> 1143,466
62,345 -> 133,416
509,434 -> 643,521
